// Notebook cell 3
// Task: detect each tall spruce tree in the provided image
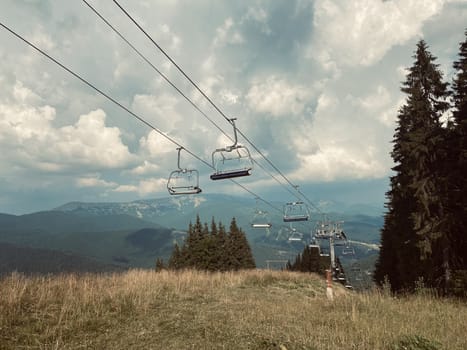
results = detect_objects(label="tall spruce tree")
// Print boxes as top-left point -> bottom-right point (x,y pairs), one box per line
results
216,221 -> 230,271
168,243 -> 183,270
375,104 -> 419,291
227,218 -> 256,270
449,29 -> 467,289
375,40 -> 449,292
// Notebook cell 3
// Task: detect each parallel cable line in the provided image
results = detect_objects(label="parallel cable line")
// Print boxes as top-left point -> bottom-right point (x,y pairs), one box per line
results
83,0 -> 301,202
0,21 -> 284,217
113,0 -> 317,207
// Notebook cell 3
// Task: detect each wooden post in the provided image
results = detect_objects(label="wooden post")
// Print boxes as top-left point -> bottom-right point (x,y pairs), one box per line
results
326,269 -> 333,300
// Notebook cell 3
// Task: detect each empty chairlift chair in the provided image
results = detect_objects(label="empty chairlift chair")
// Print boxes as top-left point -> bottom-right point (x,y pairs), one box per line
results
342,241 -> 355,256
210,118 -> 253,180
288,228 -> 304,242
283,201 -> 310,222
251,198 -> 272,229
251,211 -> 272,229
167,147 -> 202,195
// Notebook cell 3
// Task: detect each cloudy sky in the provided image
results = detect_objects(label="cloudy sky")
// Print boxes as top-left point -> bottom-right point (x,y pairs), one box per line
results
0,0 -> 466,214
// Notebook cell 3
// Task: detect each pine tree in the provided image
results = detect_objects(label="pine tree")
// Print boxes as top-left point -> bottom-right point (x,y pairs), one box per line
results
447,29 -> 467,294
216,221 -> 230,271
167,216 -> 255,272
168,243 -> 183,270
375,105 -> 419,291
287,245 -> 325,274
227,218 -> 256,270
375,40 -> 449,292
185,215 -> 205,268
404,41 -> 449,290
155,257 -> 165,272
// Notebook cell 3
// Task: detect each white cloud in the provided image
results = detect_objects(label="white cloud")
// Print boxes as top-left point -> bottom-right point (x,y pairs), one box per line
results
159,23 -> 182,52
242,6 -> 271,35
132,93 -> 182,132
139,130 -> 176,157
219,88 -> 240,105
213,18 -> 245,47
0,87 -> 135,172
13,81 -> 42,105
76,176 -> 117,188
310,0 -> 448,68
30,25 -> 56,51
246,76 -> 313,117
113,178 -> 167,195
113,184 -> 138,193
129,160 -> 160,175
52,109 -> 135,168
294,145 -> 387,182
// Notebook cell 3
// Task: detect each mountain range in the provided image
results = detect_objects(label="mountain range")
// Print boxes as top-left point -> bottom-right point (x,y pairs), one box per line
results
0,194 -> 383,275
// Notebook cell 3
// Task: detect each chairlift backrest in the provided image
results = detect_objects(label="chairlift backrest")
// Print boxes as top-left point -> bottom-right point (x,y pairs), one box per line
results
210,118 -> 253,180
288,231 -> 303,241
251,200 -> 272,228
286,225 -> 304,241
342,243 -> 355,255
167,147 -> 202,195
283,201 -> 309,222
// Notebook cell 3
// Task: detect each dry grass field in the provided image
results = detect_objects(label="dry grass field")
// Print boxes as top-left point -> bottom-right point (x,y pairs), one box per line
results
1,269 -> 466,349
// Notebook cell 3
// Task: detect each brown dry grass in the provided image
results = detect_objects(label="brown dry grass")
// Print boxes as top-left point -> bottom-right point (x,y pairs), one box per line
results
0,269 -> 465,349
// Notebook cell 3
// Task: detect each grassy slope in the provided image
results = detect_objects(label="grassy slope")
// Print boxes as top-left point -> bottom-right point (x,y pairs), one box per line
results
1,270 -> 466,350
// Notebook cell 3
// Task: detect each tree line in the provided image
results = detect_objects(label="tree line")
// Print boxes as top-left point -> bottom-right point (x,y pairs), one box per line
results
286,245 -> 329,275
374,30 -> 467,296
156,216 -> 255,271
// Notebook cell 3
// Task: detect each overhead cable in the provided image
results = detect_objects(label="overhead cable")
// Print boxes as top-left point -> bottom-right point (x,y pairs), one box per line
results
112,0 -> 321,210
83,0 -> 301,202
0,21 -> 286,217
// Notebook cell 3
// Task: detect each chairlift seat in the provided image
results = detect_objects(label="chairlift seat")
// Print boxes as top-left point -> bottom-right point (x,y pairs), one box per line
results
210,168 -> 251,180
342,247 -> 355,255
283,201 -> 310,222
251,223 -> 272,228
168,186 -> 202,195
167,169 -> 202,195
210,120 -> 254,181
283,215 -> 309,222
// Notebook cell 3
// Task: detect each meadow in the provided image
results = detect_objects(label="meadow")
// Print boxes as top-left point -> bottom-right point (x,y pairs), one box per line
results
1,269 -> 466,349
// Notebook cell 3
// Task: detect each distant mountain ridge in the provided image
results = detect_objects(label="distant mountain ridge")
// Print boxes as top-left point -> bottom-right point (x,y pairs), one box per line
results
53,194 -> 383,232
0,211 -> 160,233
0,194 -> 383,274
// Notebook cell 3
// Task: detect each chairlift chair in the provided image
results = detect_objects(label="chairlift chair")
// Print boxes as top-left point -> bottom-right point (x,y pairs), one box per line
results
210,118 -> 253,180
251,199 -> 272,229
283,201 -> 309,222
288,228 -> 303,242
167,147 -> 202,195
342,242 -> 355,255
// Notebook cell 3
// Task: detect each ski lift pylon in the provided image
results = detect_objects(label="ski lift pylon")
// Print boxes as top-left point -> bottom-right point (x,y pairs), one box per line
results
210,118 -> 253,180
167,147 -> 202,195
